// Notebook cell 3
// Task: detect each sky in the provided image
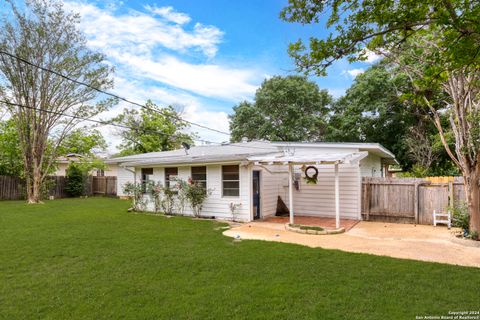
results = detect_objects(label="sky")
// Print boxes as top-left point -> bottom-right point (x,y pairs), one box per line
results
8,0 -> 381,153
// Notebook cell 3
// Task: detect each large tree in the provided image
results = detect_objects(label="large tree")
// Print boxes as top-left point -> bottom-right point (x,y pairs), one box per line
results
281,0 -> 480,233
111,101 -> 194,156
327,62 -> 457,175
58,128 -> 107,157
229,75 -> 332,142
0,0 -> 114,203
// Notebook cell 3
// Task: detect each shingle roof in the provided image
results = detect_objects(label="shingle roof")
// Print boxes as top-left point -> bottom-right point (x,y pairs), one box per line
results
108,141 -> 396,166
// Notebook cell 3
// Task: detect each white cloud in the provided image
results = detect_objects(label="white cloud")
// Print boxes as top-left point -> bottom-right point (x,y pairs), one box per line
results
66,1 -> 223,58
327,88 -> 346,98
343,68 -> 365,78
144,5 -> 191,25
60,1 -> 265,151
65,1 -> 259,100
360,49 -> 382,64
112,53 -> 257,100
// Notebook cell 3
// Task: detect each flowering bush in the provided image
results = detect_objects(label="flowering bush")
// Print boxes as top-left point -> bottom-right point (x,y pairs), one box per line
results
178,178 -> 211,217
147,181 -> 163,213
123,182 -> 148,212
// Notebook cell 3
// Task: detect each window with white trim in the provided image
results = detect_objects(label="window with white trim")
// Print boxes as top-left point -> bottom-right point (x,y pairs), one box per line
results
222,165 -> 239,197
191,166 -> 207,189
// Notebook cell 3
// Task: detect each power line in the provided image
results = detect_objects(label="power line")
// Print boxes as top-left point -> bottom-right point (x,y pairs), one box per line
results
0,99 -> 214,145
0,100 -> 275,151
0,50 -> 231,136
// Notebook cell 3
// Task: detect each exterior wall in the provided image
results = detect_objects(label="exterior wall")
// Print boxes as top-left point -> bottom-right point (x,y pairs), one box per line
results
54,163 -> 118,177
55,163 -> 69,176
103,164 -> 118,176
282,164 -> 361,220
359,154 -> 383,177
117,166 -> 136,197
128,163 -> 251,222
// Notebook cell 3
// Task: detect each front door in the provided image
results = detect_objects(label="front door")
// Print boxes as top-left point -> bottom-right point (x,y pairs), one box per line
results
253,171 -> 261,220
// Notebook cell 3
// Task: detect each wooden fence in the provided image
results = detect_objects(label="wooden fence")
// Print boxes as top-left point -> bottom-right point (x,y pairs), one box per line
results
91,176 -> 117,196
0,175 -> 116,200
362,177 -> 466,224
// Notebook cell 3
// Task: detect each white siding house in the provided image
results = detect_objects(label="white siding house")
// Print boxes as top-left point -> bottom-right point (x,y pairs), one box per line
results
109,141 -> 396,222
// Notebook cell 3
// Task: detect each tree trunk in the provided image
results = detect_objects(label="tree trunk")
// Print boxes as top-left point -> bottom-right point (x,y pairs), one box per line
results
25,150 -> 42,204
464,171 -> 480,233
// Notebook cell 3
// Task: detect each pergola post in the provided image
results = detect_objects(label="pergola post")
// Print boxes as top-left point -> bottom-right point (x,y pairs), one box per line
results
335,162 -> 340,229
288,163 -> 294,225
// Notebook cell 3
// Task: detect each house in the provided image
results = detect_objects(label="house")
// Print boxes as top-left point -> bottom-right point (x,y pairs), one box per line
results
55,153 -> 118,177
109,141 -> 396,225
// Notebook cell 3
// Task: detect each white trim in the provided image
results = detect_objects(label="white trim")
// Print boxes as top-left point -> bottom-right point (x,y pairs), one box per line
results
288,163 -> 294,225
334,163 -> 340,229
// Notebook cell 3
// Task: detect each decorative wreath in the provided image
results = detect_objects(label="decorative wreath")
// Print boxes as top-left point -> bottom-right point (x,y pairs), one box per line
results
303,166 -> 318,184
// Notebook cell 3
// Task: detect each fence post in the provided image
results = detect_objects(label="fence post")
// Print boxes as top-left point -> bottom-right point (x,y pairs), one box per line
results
448,180 -> 454,209
414,182 -> 419,225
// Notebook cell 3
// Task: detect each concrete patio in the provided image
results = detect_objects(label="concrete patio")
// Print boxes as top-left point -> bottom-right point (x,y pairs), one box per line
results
223,220 -> 480,268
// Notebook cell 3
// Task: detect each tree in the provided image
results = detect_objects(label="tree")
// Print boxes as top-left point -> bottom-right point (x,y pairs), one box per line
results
281,0 -> 480,233
58,128 -> 107,157
0,119 -> 22,176
111,100 -> 194,156
327,63 -> 457,175
0,0 -> 114,203
229,75 -> 332,142
326,63 -> 415,168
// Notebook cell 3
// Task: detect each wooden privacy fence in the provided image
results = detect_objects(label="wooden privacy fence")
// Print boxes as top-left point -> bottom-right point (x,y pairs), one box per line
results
91,176 -> 117,196
0,175 -> 116,200
362,177 -> 466,225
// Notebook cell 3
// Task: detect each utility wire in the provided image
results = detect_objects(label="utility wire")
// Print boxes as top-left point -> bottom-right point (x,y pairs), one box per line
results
0,50 -> 231,136
0,99 -> 215,145
0,100 -> 275,151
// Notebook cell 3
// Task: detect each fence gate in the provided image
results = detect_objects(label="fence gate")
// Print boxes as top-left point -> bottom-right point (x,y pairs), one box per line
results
92,176 -> 117,196
362,177 -> 466,225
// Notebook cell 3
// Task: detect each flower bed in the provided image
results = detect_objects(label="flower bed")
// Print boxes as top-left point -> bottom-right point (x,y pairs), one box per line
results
285,223 -> 345,235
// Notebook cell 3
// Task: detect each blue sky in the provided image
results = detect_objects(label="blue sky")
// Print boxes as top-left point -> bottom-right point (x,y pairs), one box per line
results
9,0 -> 380,151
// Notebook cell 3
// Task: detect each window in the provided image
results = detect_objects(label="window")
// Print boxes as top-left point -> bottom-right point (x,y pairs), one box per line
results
165,167 -> 178,189
191,166 -> 207,189
222,165 -> 239,197
96,169 -> 105,177
141,168 -> 153,193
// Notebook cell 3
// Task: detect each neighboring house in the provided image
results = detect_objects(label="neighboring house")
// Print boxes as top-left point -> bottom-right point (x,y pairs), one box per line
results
109,141 -> 396,223
55,153 -> 118,177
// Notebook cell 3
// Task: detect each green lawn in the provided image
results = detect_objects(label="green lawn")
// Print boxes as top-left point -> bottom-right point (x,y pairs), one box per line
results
0,198 -> 478,319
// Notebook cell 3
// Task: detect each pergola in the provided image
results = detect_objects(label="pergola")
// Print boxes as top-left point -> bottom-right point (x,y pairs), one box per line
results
249,152 -> 368,229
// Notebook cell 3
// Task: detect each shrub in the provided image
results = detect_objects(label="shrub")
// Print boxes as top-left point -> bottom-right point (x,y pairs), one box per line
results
160,186 -> 177,215
123,181 -> 148,212
147,181 -> 163,213
451,202 -> 469,233
65,163 -> 87,197
179,178 -> 210,217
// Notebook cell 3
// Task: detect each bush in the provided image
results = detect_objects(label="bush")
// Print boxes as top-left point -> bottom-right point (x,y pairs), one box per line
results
451,202 -> 469,232
178,178 -> 210,217
123,181 -> 148,212
147,181 -> 163,213
65,163 -> 87,197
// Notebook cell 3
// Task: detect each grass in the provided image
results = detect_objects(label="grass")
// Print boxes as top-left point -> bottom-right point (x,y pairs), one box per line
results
0,198 -> 479,319
289,223 -> 325,231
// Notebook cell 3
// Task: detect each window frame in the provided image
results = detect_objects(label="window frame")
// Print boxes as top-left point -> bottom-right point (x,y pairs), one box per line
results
164,167 -> 178,189
222,165 -> 240,197
141,168 -> 153,193
191,166 -> 207,190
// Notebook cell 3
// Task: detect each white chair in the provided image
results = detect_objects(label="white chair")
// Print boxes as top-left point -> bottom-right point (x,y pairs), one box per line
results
433,210 -> 451,229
